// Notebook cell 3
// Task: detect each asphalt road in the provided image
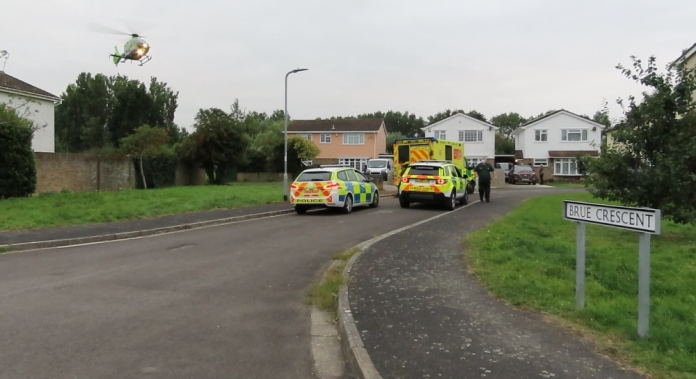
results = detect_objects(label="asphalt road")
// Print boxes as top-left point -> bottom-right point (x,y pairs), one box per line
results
348,188 -> 645,379
0,196 -> 465,379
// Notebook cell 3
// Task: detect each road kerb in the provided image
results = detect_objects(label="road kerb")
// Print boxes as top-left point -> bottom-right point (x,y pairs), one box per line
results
336,199 -> 479,379
0,208 -> 295,253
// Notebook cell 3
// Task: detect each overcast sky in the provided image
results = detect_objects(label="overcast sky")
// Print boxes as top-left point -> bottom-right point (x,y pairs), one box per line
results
2,0 -> 694,130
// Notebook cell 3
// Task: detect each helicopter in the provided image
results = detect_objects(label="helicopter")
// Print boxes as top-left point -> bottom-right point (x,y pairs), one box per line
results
89,23 -> 152,66
110,34 -> 151,66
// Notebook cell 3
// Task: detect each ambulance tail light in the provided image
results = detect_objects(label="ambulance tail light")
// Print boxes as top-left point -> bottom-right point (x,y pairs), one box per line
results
436,178 -> 447,185
401,176 -> 408,183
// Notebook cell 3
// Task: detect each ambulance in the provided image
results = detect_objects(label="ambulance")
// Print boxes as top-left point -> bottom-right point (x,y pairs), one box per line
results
393,137 -> 476,195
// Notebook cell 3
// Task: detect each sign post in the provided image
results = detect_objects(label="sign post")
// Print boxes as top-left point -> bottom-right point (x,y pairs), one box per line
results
563,201 -> 661,339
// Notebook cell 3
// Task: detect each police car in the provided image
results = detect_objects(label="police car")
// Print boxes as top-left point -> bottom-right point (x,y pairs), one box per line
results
398,160 -> 469,211
290,165 -> 379,214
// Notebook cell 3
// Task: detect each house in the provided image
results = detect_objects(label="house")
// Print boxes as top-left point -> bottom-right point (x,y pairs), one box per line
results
286,118 -> 387,171
511,110 -> 605,180
0,71 -> 61,153
420,113 -> 498,166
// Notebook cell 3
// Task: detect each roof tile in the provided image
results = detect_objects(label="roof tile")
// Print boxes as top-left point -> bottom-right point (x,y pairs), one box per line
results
0,72 -> 59,99
288,118 -> 384,132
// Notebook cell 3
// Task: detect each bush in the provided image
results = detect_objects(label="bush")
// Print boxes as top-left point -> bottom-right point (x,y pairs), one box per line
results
0,104 -> 37,199
133,146 -> 179,189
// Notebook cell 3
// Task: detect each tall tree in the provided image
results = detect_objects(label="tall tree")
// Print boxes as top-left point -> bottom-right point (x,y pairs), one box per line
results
356,110 -> 425,137
490,112 -> 528,139
386,131 -> 407,153
55,72 -> 181,152
581,55 -> 696,225
465,110 -> 488,123
180,107 -> 251,184
494,133 -> 515,154
427,109 -> 464,125
271,136 -> 320,175
55,72 -> 111,152
107,78 -> 153,147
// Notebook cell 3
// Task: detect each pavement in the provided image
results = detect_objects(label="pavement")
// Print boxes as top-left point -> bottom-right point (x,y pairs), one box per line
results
346,188 -> 646,379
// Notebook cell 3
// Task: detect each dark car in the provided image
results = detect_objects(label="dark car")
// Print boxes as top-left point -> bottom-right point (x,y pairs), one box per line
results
508,165 -> 537,185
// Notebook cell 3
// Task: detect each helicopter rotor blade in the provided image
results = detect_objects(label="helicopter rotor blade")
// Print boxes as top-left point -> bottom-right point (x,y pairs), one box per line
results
87,22 -> 131,36
122,18 -> 153,37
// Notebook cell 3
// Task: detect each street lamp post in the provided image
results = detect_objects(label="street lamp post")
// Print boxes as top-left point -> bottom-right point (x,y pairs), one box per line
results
284,68 -> 308,202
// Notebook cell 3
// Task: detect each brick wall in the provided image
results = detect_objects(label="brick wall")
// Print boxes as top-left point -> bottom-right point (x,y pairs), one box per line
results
34,153 -> 136,194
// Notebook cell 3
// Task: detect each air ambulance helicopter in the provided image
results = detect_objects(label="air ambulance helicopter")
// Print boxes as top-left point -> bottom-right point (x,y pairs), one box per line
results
90,23 -> 152,66
110,33 -> 151,66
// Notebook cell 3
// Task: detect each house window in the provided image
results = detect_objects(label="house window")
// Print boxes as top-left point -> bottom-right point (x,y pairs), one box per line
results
533,158 -> 548,166
561,129 -> 588,142
461,130 -> 483,142
339,158 -> 368,171
343,133 -> 364,145
434,130 -> 446,139
298,133 -> 312,140
554,158 -> 579,175
467,158 -> 483,167
535,130 -> 547,142
320,134 -> 331,143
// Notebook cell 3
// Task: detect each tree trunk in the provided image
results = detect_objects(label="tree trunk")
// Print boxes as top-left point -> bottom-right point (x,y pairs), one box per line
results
214,165 -> 226,185
204,164 -> 215,185
139,154 -> 148,190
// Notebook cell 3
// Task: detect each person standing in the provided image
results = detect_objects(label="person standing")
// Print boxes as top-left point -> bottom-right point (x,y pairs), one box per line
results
538,165 -> 545,185
474,158 -> 496,203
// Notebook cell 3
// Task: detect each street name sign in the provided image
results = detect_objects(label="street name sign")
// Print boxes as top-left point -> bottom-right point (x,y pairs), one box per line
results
563,200 -> 661,339
563,201 -> 660,234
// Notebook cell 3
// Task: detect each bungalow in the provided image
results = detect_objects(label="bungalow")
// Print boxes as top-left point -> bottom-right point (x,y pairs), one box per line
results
511,109 -> 605,180
0,71 -> 61,153
286,118 -> 387,171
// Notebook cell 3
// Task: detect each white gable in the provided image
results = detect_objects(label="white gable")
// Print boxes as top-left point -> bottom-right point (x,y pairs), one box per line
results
421,113 -> 497,160
512,110 -> 603,161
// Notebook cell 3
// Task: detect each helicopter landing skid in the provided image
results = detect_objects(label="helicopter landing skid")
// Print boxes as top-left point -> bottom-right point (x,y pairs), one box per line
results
138,55 -> 152,66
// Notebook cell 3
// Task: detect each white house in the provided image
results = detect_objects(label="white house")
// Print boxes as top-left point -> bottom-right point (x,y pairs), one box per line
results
421,113 -> 498,166
511,109 -> 605,179
0,71 -> 61,153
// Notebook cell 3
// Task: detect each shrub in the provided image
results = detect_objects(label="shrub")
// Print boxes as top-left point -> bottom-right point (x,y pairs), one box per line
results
0,104 -> 37,199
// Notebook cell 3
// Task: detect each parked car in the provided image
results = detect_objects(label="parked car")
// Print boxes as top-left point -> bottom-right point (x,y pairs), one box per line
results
495,162 -> 513,182
365,158 -> 393,180
508,165 -> 537,185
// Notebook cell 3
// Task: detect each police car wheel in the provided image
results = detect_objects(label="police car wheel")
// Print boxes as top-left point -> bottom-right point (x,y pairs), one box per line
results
459,190 -> 468,205
295,206 -> 308,214
369,191 -> 379,207
342,194 -> 354,214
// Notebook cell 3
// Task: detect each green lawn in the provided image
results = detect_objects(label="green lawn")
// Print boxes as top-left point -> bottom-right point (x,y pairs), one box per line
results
0,182 -> 285,231
465,193 -> 696,379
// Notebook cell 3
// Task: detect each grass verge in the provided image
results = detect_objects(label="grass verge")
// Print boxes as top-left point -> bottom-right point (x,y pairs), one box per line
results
307,247 -> 361,322
464,192 -> 696,378
0,182 -> 284,231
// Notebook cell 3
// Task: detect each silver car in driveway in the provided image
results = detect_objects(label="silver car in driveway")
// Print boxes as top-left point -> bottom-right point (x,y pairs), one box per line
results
496,162 -> 513,182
